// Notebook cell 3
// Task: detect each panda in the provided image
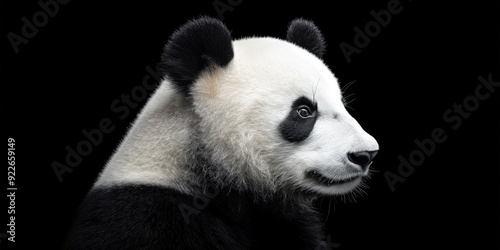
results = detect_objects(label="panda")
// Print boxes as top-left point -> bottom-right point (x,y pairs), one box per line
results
65,17 -> 379,250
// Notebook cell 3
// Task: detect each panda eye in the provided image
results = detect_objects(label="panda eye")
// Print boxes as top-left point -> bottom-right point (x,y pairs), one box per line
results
297,106 -> 313,118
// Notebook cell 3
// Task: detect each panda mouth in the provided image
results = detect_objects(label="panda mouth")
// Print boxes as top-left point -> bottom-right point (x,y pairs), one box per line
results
306,171 -> 360,186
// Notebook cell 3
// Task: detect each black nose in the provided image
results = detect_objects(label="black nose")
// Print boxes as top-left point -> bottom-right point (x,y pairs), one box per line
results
347,150 -> 378,170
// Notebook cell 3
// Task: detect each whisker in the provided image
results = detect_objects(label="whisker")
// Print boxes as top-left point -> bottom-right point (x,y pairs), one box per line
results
341,80 -> 358,111
342,94 -> 356,111
342,93 -> 356,104
340,80 -> 357,94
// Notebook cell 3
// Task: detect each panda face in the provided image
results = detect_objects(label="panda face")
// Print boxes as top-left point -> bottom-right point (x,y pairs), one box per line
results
191,37 -> 378,196
158,17 -> 379,197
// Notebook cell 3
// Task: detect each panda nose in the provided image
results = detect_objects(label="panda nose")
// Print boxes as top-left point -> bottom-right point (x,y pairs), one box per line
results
347,150 -> 378,170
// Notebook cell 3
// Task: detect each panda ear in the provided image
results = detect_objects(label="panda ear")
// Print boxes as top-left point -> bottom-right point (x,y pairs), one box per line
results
161,17 -> 234,95
286,18 -> 326,59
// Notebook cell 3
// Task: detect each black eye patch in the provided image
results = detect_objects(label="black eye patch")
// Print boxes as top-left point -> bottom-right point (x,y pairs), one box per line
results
279,96 -> 318,143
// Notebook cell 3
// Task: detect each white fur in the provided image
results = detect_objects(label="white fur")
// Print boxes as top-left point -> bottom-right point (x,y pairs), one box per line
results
94,36 -> 378,197
93,83 -> 198,194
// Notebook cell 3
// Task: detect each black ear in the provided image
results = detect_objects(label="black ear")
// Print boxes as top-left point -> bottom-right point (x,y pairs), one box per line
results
286,18 -> 326,59
161,17 -> 234,95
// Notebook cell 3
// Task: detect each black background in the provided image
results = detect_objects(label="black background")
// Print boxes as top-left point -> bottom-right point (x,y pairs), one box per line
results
1,0 -> 499,249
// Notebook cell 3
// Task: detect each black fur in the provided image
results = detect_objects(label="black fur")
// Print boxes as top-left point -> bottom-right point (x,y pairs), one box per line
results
65,185 -> 328,250
287,18 -> 326,59
279,96 -> 319,143
161,17 -> 234,95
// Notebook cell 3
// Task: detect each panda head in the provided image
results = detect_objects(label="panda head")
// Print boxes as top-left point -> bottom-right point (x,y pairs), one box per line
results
161,17 -> 379,197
